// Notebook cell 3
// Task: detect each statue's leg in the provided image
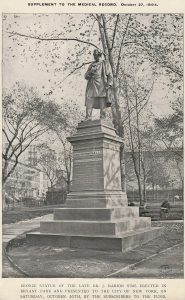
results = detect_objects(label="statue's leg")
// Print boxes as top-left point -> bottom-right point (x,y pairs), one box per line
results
86,107 -> 93,120
100,98 -> 106,119
85,97 -> 93,120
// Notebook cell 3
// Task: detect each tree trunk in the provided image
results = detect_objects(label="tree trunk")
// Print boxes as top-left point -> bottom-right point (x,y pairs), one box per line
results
141,153 -> 147,203
152,182 -> 155,202
110,76 -> 127,193
120,144 -> 126,192
136,173 -> 144,205
2,160 -> 8,184
175,158 -> 183,190
2,185 -> 6,211
66,177 -> 71,193
97,14 -> 127,193
130,151 -> 144,205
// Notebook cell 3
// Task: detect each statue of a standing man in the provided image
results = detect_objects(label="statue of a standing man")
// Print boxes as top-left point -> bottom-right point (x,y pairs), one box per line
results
85,49 -> 113,120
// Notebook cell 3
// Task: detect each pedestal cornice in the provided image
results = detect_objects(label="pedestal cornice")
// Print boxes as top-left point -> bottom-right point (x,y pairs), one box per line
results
67,119 -> 124,144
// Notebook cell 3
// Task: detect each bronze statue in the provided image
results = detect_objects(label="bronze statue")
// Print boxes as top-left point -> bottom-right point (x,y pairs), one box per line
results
85,49 -> 113,120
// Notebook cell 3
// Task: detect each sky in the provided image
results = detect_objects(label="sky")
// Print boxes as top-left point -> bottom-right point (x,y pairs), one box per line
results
3,13 -> 179,118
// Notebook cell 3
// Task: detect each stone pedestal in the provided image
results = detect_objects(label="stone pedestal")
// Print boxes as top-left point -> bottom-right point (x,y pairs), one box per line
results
66,119 -> 128,208
27,120 -> 162,252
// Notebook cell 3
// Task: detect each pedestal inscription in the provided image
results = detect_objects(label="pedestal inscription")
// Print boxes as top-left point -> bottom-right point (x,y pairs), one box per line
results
69,119 -> 123,194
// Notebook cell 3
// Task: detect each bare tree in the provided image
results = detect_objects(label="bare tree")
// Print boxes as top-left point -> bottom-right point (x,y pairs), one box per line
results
37,144 -> 59,189
154,97 -> 183,188
2,82 -> 50,185
40,99 -> 84,193
120,57 -> 155,204
57,139 -> 72,193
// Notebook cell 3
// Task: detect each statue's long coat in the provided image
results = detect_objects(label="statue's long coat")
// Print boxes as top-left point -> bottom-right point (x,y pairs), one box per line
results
85,60 -> 113,109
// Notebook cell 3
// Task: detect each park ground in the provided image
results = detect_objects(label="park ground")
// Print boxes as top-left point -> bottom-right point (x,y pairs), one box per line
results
2,207 -> 184,279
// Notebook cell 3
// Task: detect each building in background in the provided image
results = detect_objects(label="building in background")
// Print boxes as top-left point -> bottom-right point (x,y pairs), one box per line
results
4,160 -> 50,201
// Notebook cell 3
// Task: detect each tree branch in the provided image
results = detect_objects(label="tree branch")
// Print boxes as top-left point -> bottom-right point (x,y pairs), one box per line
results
59,61 -> 93,85
111,14 -> 120,50
116,14 -> 131,78
102,15 -> 112,51
122,40 -> 183,78
6,31 -> 99,49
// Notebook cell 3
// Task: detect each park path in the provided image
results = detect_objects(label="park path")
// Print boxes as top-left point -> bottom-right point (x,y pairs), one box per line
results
2,214 -> 53,277
3,214 -> 52,243
109,242 -> 183,278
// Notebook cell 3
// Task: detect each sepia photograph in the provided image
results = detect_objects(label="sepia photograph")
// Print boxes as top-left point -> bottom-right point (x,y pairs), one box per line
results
2,12 -> 184,283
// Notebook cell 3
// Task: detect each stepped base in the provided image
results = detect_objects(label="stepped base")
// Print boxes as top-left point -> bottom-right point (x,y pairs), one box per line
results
27,227 -> 163,252
40,217 -> 151,235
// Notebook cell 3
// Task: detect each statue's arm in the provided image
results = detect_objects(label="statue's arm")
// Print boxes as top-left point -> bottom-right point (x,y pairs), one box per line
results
85,64 -> 93,80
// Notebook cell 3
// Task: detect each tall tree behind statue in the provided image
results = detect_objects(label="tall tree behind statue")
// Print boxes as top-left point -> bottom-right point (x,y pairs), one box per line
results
4,13 -> 183,202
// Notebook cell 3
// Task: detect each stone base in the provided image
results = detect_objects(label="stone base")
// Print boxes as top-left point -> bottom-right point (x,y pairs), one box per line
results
27,227 -> 163,252
26,204 -> 163,253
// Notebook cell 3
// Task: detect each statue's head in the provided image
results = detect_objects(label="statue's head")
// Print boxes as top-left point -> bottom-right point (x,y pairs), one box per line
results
93,49 -> 103,61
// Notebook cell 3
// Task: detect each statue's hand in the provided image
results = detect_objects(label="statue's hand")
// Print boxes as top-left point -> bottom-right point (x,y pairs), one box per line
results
90,65 -> 97,73
105,83 -> 112,90
85,73 -> 91,80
